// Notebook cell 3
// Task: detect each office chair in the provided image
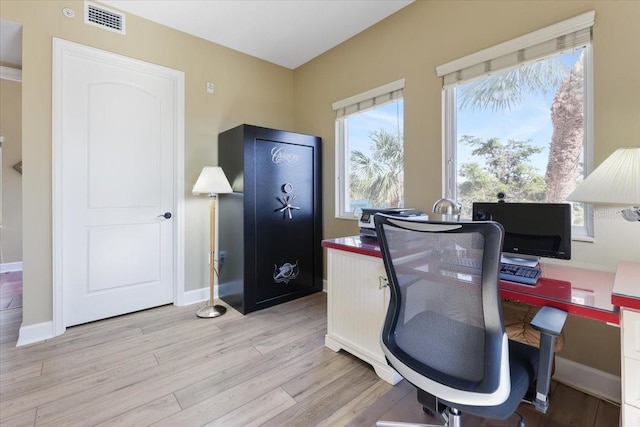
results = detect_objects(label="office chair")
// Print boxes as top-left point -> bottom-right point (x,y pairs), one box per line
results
373,214 -> 567,427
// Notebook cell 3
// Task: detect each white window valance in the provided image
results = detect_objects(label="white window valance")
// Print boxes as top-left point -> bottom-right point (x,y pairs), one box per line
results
333,79 -> 405,118
436,11 -> 594,87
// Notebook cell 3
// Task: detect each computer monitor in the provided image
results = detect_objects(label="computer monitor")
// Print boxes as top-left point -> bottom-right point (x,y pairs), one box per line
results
472,202 -> 572,264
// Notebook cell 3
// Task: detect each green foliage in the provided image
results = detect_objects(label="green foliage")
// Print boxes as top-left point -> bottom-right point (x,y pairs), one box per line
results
457,52 -> 587,225
459,60 -> 569,112
349,129 -> 404,208
457,136 -> 546,216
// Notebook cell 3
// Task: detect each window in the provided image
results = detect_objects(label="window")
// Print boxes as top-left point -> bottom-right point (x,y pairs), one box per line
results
333,79 -> 405,218
438,12 -> 595,238
0,137 -> 2,225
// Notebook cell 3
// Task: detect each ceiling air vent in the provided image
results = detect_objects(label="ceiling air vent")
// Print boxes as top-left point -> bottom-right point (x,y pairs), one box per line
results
84,2 -> 126,34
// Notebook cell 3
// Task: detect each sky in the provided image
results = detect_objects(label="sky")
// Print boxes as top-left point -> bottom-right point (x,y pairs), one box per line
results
347,100 -> 404,155
456,49 -> 583,176
456,91 -> 553,174
345,49 -> 582,172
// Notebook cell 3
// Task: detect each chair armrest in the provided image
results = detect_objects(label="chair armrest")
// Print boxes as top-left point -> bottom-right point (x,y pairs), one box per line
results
528,306 -> 568,413
530,306 -> 568,336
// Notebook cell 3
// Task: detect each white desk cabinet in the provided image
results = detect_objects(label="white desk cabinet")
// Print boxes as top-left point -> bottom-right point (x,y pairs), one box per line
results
324,248 -> 402,385
613,261 -> 640,427
622,308 -> 640,426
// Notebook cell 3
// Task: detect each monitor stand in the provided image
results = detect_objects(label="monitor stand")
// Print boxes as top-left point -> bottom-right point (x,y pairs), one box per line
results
501,252 -> 540,267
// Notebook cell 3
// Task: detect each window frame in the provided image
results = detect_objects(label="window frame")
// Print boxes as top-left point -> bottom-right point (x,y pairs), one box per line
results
440,13 -> 595,239
335,117 -> 349,218
333,79 -> 405,219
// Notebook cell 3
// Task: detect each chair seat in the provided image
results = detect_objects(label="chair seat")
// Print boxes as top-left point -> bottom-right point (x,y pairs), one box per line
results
437,340 -> 539,420
395,310 -> 486,386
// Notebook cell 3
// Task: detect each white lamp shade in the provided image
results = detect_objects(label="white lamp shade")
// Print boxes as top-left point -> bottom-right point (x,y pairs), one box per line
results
192,166 -> 233,195
566,148 -> 640,205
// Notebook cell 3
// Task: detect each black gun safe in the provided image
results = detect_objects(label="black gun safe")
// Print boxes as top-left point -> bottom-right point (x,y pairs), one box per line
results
217,124 -> 322,314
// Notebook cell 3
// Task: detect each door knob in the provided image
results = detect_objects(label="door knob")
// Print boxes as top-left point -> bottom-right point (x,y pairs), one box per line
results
158,212 -> 172,219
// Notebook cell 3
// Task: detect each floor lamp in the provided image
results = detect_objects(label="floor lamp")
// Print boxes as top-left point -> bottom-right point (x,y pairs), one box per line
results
193,166 -> 233,318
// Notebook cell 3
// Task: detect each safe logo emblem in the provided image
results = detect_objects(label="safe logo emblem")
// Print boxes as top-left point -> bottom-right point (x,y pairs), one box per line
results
271,147 -> 299,165
274,261 -> 299,284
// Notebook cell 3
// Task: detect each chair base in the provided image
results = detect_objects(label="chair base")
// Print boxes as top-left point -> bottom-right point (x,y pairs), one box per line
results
376,408 -> 460,427
376,423 -> 447,427
376,408 -> 525,427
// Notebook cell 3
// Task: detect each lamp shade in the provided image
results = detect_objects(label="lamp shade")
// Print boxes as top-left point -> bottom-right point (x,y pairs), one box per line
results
192,166 -> 232,195
566,148 -> 640,205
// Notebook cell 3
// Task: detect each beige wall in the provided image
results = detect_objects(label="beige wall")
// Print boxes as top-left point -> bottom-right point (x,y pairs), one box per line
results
0,0 -> 294,325
0,78 -> 22,263
2,0 -> 638,377
294,1 -> 640,375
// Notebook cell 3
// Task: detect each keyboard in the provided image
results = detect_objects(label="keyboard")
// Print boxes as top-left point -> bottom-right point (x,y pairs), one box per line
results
440,257 -> 482,276
499,263 -> 541,285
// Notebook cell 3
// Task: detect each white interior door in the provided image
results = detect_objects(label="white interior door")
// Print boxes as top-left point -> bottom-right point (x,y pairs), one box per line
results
53,39 -> 184,327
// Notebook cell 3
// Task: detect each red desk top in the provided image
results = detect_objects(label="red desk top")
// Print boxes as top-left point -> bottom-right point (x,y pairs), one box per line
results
322,235 -> 621,324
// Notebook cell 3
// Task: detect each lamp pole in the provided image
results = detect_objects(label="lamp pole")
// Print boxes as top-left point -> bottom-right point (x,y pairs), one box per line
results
196,193 -> 227,318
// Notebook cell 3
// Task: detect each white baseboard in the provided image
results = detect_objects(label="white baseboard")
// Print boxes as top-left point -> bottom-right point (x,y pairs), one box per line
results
0,261 -> 23,273
17,289 -> 208,346
177,287 -> 209,306
0,65 -> 22,82
17,321 -> 55,347
554,356 -> 621,404
178,281 -> 328,306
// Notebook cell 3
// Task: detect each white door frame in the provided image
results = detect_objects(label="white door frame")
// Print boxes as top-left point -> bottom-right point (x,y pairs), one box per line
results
51,38 -> 185,337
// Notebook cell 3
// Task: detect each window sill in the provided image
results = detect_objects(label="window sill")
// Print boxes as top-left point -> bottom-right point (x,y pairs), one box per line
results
572,235 -> 595,243
335,215 -> 359,221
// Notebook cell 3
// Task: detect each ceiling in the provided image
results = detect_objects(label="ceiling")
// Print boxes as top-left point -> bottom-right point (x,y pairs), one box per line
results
98,0 -> 413,69
1,1 -> 413,70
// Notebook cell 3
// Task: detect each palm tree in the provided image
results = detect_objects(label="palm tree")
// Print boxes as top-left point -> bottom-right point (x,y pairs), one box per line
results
459,53 -> 585,203
350,129 -> 403,208
545,55 -> 584,202
459,60 -> 568,111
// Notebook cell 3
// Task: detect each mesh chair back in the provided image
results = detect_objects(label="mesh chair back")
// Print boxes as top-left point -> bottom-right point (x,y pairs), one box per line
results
375,215 -> 509,405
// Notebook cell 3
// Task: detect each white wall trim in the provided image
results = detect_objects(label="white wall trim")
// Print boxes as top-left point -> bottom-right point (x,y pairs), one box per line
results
0,65 -> 22,82
178,287 -> 209,307
17,321 -> 55,347
52,38 -> 65,338
0,261 -> 23,273
17,289 -> 204,347
171,55 -> 186,308
554,356 -> 621,404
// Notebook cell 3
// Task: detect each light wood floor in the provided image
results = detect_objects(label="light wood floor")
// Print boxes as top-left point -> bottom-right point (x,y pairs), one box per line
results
0,285 -> 619,426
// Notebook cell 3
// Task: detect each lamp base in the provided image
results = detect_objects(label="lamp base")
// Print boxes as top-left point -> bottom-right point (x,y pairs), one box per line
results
196,304 -> 227,318
621,207 -> 640,222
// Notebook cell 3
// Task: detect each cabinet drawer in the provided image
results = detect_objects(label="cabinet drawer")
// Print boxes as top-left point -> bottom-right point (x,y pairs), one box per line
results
625,357 -> 640,409
624,403 -> 640,427
623,309 -> 640,360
